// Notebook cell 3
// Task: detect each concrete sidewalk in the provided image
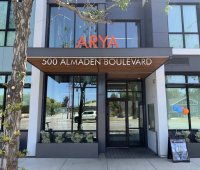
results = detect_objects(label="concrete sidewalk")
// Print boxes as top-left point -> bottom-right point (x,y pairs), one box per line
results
19,157 -> 200,170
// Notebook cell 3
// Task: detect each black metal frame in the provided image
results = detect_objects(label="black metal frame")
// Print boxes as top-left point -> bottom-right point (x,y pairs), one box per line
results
0,0 -> 15,47
106,20 -> 141,48
46,3 -> 98,48
166,73 -> 200,131
168,3 -> 200,48
106,80 -> 145,147
42,73 -> 98,138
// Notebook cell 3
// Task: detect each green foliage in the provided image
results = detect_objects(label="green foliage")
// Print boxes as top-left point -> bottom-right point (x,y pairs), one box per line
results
54,132 -> 65,143
86,133 -> 93,143
46,97 -> 61,116
6,103 -> 23,112
16,149 -> 27,158
40,131 -> 50,143
177,130 -> 190,142
71,132 -> 84,143
195,130 -> 200,142
114,0 -> 130,10
165,4 -> 172,14
0,149 -> 6,156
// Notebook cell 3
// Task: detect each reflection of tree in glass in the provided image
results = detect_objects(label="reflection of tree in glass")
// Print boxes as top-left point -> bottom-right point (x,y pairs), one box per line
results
46,97 -> 61,116
109,94 -> 122,118
73,76 -> 96,131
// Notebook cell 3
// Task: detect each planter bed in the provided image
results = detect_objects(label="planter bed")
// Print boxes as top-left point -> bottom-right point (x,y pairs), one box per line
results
36,142 -> 98,158
187,143 -> 200,158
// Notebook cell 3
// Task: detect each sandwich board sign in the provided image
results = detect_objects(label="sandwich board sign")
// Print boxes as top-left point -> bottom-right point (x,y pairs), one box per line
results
170,139 -> 190,162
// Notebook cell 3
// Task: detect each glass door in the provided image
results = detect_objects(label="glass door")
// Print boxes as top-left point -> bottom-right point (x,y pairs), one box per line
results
107,100 -> 128,147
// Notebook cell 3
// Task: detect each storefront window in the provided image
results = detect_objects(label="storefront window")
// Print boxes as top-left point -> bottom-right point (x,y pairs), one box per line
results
166,75 -> 200,130
44,75 -> 97,136
166,88 -> 189,129
189,88 -> 200,129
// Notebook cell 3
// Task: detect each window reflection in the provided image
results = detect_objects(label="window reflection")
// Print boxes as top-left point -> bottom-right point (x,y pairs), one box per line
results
21,89 -> 30,130
166,88 -> 189,129
168,5 -> 200,48
49,6 -> 96,48
189,88 -> 200,129
45,75 -> 97,134
107,22 -> 140,48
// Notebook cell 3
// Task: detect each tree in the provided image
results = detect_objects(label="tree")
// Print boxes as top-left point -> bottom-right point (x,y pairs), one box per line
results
0,0 -> 131,169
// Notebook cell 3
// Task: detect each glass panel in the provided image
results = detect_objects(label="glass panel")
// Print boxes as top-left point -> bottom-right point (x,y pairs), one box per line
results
0,89 -> 4,128
129,129 -> 140,145
128,92 -> 142,128
107,92 -> 126,99
0,76 -> 5,83
185,34 -> 199,48
49,7 -> 74,48
127,22 -> 139,48
6,31 -> 15,46
168,5 -> 182,32
45,75 -> 73,130
73,87 -> 97,131
183,5 -> 198,33
75,7 -> 97,48
107,82 -> 126,91
189,88 -> 200,129
128,82 -> 141,91
169,34 -> 183,48
166,75 -> 186,84
188,76 -> 200,84
45,75 -> 97,133
21,88 -> 30,130
107,22 -> 125,48
0,32 -> 5,46
24,75 -> 31,84
166,88 -> 189,129
0,2 -> 8,29
108,101 -> 126,146
9,3 -> 15,29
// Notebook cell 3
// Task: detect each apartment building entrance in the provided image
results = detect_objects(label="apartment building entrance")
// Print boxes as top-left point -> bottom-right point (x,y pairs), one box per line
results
106,81 -> 145,147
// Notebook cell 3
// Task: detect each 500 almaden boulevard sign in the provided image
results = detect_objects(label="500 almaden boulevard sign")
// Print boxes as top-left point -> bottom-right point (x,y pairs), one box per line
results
42,58 -> 153,66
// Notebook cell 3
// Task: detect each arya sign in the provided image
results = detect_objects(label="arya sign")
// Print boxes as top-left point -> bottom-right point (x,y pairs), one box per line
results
42,58 -> 153,66
76,35 -> 119,48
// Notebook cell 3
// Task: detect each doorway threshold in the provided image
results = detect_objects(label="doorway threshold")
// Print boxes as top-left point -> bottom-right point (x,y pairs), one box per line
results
105,147 -> 158,158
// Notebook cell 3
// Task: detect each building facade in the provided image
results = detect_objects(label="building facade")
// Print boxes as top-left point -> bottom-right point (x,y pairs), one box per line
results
0,0 -> 200,158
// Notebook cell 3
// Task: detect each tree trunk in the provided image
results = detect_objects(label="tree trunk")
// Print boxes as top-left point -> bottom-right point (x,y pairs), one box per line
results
1,1 -> 33,170
77,82 -> 87,131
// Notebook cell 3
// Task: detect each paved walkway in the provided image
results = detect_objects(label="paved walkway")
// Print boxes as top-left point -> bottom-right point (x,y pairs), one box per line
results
19,157 -> 200,170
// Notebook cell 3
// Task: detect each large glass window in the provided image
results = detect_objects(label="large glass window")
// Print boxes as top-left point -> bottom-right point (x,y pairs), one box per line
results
166,75 -> 200,130
49,5 -> 96,48
44,75 -> 97,137
0,74 -> 31,130
0,1 -> 15,46
166,88 -> 189,129
107,22 -> 140,48
168,5 -> 200,48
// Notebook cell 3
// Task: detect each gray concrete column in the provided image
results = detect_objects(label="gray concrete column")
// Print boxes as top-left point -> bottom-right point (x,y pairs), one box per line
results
98,73 -> 106,153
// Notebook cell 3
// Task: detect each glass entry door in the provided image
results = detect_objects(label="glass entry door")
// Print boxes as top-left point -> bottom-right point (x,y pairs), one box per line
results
106,81 -> 144,147
107,100 -> 128,147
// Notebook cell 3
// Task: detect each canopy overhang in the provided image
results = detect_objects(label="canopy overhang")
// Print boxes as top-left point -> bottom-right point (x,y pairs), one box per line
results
27,48 -> 172,79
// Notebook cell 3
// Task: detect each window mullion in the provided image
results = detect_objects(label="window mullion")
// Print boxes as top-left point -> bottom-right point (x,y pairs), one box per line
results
180,5 -> 185,48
